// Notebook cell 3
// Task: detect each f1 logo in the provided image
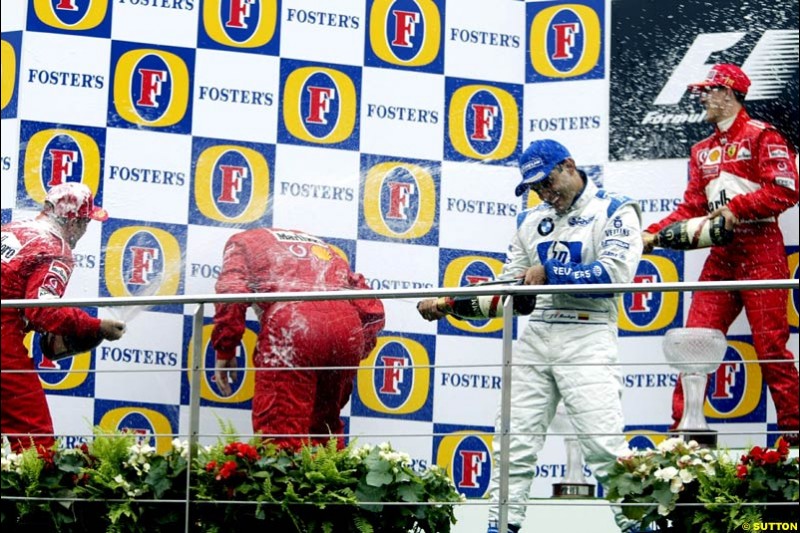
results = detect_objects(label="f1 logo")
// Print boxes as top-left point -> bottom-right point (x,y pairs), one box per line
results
654,30 -> 799,104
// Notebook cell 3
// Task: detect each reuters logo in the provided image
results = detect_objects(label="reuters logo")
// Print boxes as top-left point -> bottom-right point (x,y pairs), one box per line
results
32,0 -> 108,31
361,161 -> 437,241
112,47 -> 191,129
202,0 -> 278,49
104,225 -> 183,298
447,83 -> 520,162
193,143 -> 272,224
528,1 -> 603,80
356,336 -> 431,416
22,127 -> 102,204
367,0 -> 442,69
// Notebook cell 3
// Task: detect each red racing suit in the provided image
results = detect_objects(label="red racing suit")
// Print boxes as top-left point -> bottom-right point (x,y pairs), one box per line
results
211,228 -> 385,450
1,216 -> 102,451
646,109 -> 800,433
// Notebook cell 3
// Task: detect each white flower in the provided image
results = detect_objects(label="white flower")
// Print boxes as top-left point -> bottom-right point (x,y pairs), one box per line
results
678,469 -> 695,484
657,504 -> 671,516
657,438 -> 682,453
654,466 -> 679,481
686,440 -> 699,450
670,477 -> 683,493
703,453 -> 713,462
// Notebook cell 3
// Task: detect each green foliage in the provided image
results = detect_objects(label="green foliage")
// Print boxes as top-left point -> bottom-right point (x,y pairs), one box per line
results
606,437 -> 799,532
2,432 -> 463,533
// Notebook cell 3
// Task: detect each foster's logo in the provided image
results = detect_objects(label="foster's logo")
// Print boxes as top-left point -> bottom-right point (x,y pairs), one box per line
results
24,331 -> 94,393
624,429 -> 669,451
618,250 -> 682,336
366,0 -> 443,72
527,0 -> 604,82
1,33 -> 21,118
705,339 -> 766,423
183,322 -> 256,405
30,0 -> 111,35
19,122 -> 104,209
446,79 -> 520,164
96,402 -> 178,454
788,248 -> 798,331
354,335 -> 433,420
110,43 -> 194,132
435,429 -> 493,498
439,252 -> 506,337
191,138 -> 274,226
280,61 -> 359,148
200,0 -> 280,52
103,222 -> 185,313
360,156 -> 439,244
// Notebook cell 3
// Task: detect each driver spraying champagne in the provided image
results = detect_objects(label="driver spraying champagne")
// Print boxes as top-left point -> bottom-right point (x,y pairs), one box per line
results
1,183 -> 126,452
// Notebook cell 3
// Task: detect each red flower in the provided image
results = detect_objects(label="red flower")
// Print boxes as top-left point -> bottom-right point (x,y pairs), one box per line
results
775,437 -> 790,459
736,464 -> 748,479
223,442 -> 260,462
205,460 -> 217,473
216,460 -> 238,481
762,450 -> 781,465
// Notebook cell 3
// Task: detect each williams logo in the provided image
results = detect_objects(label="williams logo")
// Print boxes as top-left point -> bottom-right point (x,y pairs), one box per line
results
445,78 -> 521,164
95,401 -> 178,454
437,250 -> 509,338
359,155 -> 439,245
28,0 -> 111,36
279,60 -> 360,149
434,427 -> 494,498
352,334 -> 434,421
1,32 -> 21,119
102,221 -> 186,314
182,321 -> 256,405
198,0 -> 280,54
705,338 -> 766,423
365,0 -> 443,73
618,250 -> 683,336
24,331 -> 94,395
526,0 -> 604,82
109,42 -> 194,133
190,138 -> 274,226
18,121 -> 105,210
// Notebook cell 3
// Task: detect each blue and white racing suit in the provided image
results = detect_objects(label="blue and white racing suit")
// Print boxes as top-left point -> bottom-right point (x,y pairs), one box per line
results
487,177 -> 643,527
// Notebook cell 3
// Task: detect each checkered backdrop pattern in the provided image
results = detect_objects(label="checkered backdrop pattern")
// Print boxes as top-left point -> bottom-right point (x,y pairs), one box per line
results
1,0 -> 797,499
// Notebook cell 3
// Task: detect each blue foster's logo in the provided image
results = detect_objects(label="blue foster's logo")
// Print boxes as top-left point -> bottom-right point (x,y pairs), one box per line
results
366,0 -> 443,73
199,0 -> 280,53
618,250 -> 683,336
435,429 -> 493,498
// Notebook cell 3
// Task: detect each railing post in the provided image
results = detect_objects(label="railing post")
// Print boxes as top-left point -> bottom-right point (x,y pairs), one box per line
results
498,295 -> 514,533
185,303 -> 204,532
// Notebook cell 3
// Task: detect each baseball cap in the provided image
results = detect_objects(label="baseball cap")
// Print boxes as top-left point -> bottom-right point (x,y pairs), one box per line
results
687,63 -> 751,95
514,139 -> 572,197
45,182 -> 109,221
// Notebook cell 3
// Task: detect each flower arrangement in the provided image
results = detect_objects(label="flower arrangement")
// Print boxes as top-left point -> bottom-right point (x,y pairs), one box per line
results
606,437 -> 799,532
1,430 -> 463,533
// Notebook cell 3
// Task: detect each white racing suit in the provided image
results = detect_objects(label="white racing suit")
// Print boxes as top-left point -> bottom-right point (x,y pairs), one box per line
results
487,177 -> 643,529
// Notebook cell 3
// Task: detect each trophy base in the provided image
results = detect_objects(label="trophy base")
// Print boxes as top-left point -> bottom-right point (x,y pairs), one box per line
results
552,483 -> 595,498
670,429 -> 718,448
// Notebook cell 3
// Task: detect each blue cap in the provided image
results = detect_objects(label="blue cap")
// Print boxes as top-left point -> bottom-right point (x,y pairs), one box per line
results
515,139 -> 572,197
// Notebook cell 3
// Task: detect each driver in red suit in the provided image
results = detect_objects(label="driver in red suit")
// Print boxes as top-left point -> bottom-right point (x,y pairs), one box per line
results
211,228 -> 385,450
1,183 -> 126,452
642,64 -> 799,443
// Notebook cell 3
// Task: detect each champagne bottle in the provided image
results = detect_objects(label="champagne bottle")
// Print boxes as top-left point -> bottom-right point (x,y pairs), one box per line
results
656,215 -> 733,250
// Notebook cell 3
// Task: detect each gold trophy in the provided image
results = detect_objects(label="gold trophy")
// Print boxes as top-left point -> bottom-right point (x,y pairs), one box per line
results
663,328 -> 728,447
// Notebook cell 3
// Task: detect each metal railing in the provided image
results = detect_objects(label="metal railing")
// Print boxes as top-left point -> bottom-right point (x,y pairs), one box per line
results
2,278 -> 798,533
